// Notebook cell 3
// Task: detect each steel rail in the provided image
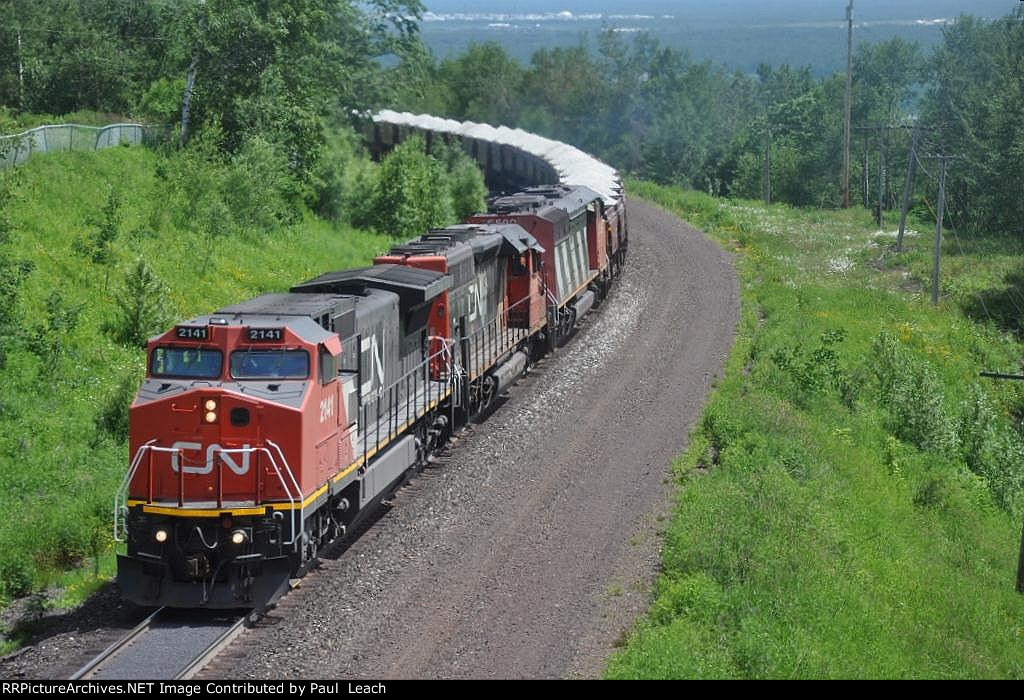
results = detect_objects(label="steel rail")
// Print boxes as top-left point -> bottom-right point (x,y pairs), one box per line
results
70,607 -> 166,679
69,607 -> 246,680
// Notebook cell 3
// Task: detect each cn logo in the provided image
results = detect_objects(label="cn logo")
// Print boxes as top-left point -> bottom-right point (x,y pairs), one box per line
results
170,441 -> 251,475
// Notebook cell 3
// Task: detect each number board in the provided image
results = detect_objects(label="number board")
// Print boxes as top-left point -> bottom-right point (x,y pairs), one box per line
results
175,325 -> 209,341
246,327 -> 284,343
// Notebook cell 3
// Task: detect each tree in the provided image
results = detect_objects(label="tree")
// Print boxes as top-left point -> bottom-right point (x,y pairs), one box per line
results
109,259 -> 168,349
437,43 -> 524,125
853,37 -> 923,125
922,8 -> 1024,234
357,135 -> 454,237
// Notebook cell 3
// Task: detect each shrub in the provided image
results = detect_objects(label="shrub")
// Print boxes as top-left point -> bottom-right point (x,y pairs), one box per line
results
107,259 -> 167,348
0,550 -> 33,598
870,331 -> 956,453
958,385 -> 1024,513
73,189 -> 123,289
95,373 -> 139,442
309,128 -> 376,223
770,328 -> 848,405
222,135 -> 299,234
354,135 -> 455,237
26,291 -> 82,365
432,140 -> 489,220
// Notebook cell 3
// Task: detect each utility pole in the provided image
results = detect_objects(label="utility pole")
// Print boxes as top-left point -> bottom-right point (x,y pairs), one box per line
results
764,128 -> 772,205
877,125 -> 887,227
862,131 -> 869,207
930,155 -> 952,305
979,370 -> 1024,595
855,124 -> 888,221
17,28 -> 24,111
841,0 -> 854,208
896,123 -> 921,252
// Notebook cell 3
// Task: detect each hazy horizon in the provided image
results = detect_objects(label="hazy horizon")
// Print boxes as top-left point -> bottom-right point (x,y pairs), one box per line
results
417,0 -> 1020,74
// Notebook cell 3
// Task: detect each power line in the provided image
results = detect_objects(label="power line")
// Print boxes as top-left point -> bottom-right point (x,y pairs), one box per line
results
914,147 -> 1024,319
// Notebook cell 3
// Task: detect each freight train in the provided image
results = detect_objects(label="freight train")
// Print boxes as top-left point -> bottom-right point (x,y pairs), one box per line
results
114,120 -> 627,608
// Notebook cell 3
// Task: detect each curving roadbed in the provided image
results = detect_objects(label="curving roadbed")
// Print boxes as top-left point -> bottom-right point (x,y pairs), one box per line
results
203,199 -> 740,680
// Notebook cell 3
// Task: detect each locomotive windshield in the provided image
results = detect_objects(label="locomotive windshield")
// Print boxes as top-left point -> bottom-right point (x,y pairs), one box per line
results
150,347 -> 223,379
230,349 -> 309,379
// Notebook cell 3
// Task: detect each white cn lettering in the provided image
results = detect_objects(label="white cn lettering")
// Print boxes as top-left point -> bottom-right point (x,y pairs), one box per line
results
360,335 -> 386,396
170,440 -> 250,475
320,395 -> 334,423
170,441 -> 204,474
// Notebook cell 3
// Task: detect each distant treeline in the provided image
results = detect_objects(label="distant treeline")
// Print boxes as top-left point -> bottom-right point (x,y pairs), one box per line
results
395,7 -> 1023,234
1,2 -> 1020,234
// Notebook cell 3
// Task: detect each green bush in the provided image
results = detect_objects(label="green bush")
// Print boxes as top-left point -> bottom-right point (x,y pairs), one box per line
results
870,331 -> 956,454
308,128 -> 376,223
354,135 -> 455,237
957,386 -> 1024,513
770,328 -> 848,405
431,140 -> 489,220
26,291 -> 82,364
222,135 -> 299,233
107,259 -> 168,348
95,373 -> 141,442
158,127 -> 299,241
0,550 -> 34,599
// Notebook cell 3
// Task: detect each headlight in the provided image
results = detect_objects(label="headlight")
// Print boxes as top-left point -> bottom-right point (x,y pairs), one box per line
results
230,530 -> 247,545
154,529 -> 168,543
204,411 -> 217,423
204,399 -> 217,411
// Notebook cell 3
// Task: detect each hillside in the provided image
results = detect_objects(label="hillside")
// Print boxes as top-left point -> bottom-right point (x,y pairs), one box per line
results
0,146 -> 391,618
606,183 -> 1024,678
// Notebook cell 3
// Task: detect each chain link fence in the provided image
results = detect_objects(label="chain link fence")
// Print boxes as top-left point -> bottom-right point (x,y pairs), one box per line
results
0,123 -> 169,169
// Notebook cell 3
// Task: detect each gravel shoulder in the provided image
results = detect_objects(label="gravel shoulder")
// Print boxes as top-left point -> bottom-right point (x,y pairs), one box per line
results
0,198 -> 739,680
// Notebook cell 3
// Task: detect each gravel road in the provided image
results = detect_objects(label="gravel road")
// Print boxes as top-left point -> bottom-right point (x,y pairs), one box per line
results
0,198 -> 738,680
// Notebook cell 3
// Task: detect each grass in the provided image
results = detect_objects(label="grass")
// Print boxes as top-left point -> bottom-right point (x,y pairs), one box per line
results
605,180 -> 1024,679
0,145 -> 392,618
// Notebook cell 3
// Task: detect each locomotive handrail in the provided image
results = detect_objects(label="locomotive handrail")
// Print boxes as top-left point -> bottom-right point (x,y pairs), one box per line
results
463,295 -> 531,380
359,340 -> 456,461
115,442 -> 304,548
115,439 -> 158,541
216,443 -> 302,547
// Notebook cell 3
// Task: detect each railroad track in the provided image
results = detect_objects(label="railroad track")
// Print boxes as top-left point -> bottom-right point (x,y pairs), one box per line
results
71,607 -> 248,680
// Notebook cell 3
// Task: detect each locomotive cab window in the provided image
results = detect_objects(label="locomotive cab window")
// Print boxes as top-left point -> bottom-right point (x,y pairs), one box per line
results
230,349 -> 309,380
511,255 -> 528,276
319,347 -> 338,384
151,347 -> 223,379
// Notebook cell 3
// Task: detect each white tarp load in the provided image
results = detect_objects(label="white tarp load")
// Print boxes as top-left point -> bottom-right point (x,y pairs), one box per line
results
372,110 -> 623,209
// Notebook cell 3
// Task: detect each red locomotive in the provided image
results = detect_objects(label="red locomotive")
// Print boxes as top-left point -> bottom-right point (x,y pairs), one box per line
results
116,183 -> 627,608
